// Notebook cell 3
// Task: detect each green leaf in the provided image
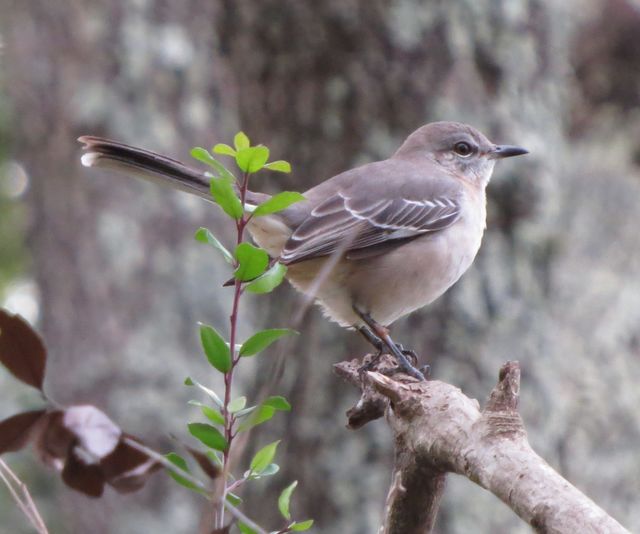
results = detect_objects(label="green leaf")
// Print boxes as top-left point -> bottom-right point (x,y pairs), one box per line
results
263,396 -> 291,412
236,146 -> 270,173
165,452 -> 202,493
190,147 -> 236,182
194,228 -> 233,264
228,396 -> 247,413
250,440 -> 280,474
291,519 -> 314,531
234,243 -> 269,281
184,377 -> 223,408
278,480 -> 297,520
202,406 -> 224,425
234,131 -> 250,150
244,262 -> 288,294
212,143 -> 236,157
234,405 -> 257,418
188,400 -> 225,425
188,422 -> 228,451
226,491 -> 243,506
166,452 -> 189,471
251,463 -> 279,478
237,522 -> 256,534
199,324 -> 231,373
263,160 -> 292,173
210,176 -> 243,220
240,328 -> 297,357
190,147 -> 218,168
252,192 -> 305,217
237,405 -> 276,432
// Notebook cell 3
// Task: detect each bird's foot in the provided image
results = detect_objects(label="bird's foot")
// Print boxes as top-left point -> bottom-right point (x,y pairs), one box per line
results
390,352 -> 427,381
353,308 -> 426,381
395,344 -> 419,366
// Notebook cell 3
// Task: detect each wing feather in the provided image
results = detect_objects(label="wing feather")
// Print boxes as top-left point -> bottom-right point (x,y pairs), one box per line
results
280,190 -> 461,264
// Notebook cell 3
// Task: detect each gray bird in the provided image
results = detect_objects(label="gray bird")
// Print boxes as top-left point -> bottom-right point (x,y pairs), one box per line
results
79,121 -> 528,379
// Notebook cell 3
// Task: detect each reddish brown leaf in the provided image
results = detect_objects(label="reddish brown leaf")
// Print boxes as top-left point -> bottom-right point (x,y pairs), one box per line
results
210,527 -> 230,534
62,449 -> 105,498
186,446 -> 221,480
0,309 -> 46,391
102,436 -> 161,493
0,410 -> 46,454
34,411 -> 75,468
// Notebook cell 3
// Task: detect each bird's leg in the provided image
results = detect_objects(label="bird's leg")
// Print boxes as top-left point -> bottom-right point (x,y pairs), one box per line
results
358,325 -> 384,352
353,307 -> 426,381
357,326 -> 385,371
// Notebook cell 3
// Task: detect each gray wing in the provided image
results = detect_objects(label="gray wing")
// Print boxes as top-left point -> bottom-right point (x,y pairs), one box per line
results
280,190 -> 461,264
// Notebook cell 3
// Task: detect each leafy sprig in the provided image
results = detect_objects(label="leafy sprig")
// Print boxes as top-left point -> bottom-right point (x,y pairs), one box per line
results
172,132 -> 310,532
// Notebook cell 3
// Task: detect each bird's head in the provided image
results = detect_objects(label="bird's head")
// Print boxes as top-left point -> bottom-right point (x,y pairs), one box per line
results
394,121 -> 528,188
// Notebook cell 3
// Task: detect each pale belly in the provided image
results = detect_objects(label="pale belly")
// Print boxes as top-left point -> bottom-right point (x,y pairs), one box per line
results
286,214 -> 485,327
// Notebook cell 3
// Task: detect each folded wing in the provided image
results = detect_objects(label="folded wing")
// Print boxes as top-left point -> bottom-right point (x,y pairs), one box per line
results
280,190 -> 461,264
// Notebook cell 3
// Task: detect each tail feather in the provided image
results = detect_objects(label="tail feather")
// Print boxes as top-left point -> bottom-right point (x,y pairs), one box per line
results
79,136 -> 214,201
79,136 -> 273,208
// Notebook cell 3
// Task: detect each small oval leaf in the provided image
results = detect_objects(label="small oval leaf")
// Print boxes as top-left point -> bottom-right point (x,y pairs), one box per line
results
240,328 -> 297,357
188,422 -> 228,451
291,519 -> 314,531
250,440 -> 280,474
252,192 -> 305,217
210,177 -> 243,220
235,146 -> 270,173
237,405 -> 275,432
165,452 -> 203,493
234,243 -> 269,281
244,262 -> 287,294
262,396 -> 291,412
194,228 -> 233,264
263,160 -> 292,173
212,143 -> 236,157
278,480 -> 298,520
228,396 -> 247,413
199,324 -> 231,373
184,377 -> 223,408
0,410 -> 46,454
234,131 -> 250,150
187,400 -> 225,425
0,310 -> 47,391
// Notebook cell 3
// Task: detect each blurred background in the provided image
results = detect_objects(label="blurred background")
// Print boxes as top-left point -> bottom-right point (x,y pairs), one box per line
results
1,0 -> 639,532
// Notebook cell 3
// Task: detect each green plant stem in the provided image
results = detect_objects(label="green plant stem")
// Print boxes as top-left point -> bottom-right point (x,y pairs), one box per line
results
220,171 -> 251,527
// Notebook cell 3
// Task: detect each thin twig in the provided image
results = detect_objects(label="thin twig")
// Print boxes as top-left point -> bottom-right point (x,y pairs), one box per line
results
0,459 -> 49,534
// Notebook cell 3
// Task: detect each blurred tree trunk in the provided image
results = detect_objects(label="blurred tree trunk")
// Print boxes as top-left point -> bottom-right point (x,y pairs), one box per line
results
4,2 -> 236,533
4,0 -> 640,533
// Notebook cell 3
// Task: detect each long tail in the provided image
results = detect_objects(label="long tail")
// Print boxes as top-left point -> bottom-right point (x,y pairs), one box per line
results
79,136 -> 215,200
78,136 -> 269,205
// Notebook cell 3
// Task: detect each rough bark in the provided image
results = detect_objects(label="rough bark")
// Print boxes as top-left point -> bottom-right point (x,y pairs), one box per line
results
336,358 -> 630,534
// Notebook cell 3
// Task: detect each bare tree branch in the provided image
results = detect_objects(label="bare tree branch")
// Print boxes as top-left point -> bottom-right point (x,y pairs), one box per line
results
335,358 -> 630,534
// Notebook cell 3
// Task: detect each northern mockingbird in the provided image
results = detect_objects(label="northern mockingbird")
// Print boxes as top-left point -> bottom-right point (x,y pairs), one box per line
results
79,122 -> 527,379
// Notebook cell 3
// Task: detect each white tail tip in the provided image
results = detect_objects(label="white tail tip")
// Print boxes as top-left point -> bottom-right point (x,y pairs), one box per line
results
80,152 -> 100,167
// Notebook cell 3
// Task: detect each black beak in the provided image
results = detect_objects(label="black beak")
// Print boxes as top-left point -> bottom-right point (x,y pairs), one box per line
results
490,144 -> 529,159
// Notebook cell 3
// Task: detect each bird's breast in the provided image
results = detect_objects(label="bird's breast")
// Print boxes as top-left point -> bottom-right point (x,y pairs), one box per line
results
345,190 -> 487,326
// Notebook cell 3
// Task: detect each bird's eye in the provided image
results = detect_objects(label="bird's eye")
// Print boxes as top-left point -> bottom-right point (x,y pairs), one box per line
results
453,142 -> 474,157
